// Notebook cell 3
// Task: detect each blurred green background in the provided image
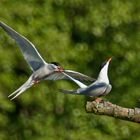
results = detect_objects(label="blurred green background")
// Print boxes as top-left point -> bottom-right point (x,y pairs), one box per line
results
0,0 -> 140,139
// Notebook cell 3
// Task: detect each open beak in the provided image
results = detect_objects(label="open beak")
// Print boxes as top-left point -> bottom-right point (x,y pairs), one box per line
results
107,57 -> 112,63
55,66 -> 64,72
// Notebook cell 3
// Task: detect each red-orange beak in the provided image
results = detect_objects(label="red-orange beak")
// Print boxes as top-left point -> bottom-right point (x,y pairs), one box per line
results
107,57 -> 112,63
55,66 -> 64,72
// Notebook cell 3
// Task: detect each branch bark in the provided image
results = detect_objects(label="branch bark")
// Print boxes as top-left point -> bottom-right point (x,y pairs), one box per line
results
86,99 -> 140,123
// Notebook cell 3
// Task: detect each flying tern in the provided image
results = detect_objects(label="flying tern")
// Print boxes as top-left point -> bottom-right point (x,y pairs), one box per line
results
0,22 -> 94,100
60,58 -> 112,98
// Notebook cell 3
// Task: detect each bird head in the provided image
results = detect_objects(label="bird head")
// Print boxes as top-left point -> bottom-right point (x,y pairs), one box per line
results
97,57 -> 112,84
100,57 -> 112,69
49,62 -> 64,72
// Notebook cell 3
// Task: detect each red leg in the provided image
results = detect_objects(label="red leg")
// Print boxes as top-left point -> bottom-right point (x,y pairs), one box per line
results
95,98 -> 104,103
33,80 -> 40,85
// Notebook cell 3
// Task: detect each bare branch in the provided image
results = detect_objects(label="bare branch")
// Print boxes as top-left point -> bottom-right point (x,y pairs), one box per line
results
86,100 -> 140,123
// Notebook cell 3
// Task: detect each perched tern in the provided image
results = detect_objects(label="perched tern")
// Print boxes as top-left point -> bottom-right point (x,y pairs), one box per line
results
60,58 -> 112,98
0,22 -> 94,100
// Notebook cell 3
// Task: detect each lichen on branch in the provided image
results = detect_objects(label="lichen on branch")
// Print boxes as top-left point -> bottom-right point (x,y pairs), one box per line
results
86,100 -> 140,123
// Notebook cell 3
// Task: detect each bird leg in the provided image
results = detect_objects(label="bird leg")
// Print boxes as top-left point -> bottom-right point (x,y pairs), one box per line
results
94,98 -> 104,103
33,79 -> 40,85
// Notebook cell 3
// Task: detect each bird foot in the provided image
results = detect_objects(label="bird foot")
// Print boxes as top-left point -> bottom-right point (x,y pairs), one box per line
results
33,80 -> 40,85
94,98 -> 104,103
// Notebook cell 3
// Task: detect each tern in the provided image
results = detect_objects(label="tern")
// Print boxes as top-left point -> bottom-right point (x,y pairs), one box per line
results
60,58 -> 112,98
0,22 -> 94,100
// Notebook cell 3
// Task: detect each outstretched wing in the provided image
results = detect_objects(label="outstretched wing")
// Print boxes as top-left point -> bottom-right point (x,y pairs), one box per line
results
45,70 -> 95,82
0,22 -> 46,71
62,72 -> 87,88
64,70 -> 95,82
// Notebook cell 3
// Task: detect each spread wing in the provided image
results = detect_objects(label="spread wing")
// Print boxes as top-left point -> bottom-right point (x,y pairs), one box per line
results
45,70 -> 95,82
64,70 -> 95,82
0,22 -> 46,71
62,72 -> 87,88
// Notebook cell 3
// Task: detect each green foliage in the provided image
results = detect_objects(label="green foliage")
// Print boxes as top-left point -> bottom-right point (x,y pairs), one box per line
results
0,0 -> 140,139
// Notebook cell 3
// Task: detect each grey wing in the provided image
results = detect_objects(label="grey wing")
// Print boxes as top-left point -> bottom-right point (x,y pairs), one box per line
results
0,22 -> 46,71
64,70 -> 95,82
45,72 -> 66,80
103,84 -> 112,96
45,70 -> 95,82
81,83 -> 108,97
59,82 -> 111,97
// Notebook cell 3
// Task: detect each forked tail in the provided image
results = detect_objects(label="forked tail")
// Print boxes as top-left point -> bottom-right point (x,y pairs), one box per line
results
8,76 -> 34,100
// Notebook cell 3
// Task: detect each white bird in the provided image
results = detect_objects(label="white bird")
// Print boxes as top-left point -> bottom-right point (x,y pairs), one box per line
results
60,58 -> 112,98
0,22 -> 94,100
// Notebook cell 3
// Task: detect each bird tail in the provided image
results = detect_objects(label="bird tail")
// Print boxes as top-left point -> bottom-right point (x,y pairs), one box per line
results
8,76 -> 34,100
59,89 -> 78,94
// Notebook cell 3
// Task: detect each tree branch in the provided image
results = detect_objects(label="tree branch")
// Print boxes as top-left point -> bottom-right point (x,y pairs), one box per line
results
86,99 -> 140,123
